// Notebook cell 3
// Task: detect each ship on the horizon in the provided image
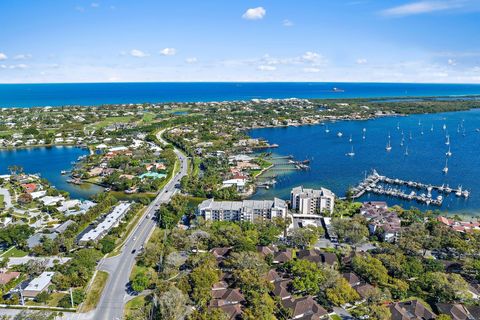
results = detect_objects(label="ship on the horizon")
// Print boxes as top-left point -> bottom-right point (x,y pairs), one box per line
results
332,87 -> 345,92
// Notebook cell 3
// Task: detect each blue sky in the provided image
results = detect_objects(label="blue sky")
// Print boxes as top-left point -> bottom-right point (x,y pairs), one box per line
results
1,0 -> 480,83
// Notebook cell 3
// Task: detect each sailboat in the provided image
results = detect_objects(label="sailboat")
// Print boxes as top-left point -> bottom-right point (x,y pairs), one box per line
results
420,126 -> 424,135
337,132 -> 343,137
445,135 -> 450,145
431,124 -> 434,132
443,124 -> 447,131
397,122 -> 400,130
346,145 -> 355,157
418,120 -> 422,126
409,131 -> 413,140
349,135 -> 353,143
404,146 -> 409,156
442,158 -> 449,174
386,139 -> 392,152
362,132 -> 366,140
446,145 -> 452,157
400,137 -> 404,147
325,125 -> 330,133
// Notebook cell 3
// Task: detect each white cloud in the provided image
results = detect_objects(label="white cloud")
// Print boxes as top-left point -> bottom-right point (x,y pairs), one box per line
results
257,65 -> 276,71
185,57 -> 198,64
13,54 -> 32,60
5,64 -> 28,69
283,19 -> 294,27
357,58 -> 368,64
242,7 -> 266,20
448,58 -> 457,66
0,53 -> 7,60
91,2 -> 100,8
302,51 -> 323,63
303,67 -> 321,73
129,49 -> 149,58
160,48 -> 176,56
381,1 -> 465,17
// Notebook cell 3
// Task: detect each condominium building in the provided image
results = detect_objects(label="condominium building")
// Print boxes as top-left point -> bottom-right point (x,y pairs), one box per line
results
290,186 -> 335,215
198,198 -> 288,222
79,202 -> 131,244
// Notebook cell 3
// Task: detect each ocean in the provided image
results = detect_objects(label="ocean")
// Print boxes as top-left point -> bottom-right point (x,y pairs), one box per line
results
1,82 -> 480,108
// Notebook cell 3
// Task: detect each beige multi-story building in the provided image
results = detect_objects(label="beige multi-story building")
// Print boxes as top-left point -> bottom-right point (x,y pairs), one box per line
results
290,186 -> 335,215
198,198 -> 288,222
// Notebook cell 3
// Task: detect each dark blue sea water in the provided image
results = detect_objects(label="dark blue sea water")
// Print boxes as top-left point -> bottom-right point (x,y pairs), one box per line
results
250,109 -> 480,217
1,82 -> 480,108
0,146 -> 102,199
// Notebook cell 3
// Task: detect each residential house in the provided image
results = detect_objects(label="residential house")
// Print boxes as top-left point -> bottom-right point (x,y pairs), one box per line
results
390,300 -> 436,320
22,272 -> 55,298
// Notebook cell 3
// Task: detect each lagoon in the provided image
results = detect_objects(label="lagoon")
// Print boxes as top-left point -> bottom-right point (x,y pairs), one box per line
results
249,109 -> 480,217
0,146 -> 102,199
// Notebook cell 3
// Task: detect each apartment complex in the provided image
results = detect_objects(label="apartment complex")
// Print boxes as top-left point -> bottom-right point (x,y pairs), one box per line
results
198,198 -> 288,222
79,202 -> 132,244
290,186 -> 335,215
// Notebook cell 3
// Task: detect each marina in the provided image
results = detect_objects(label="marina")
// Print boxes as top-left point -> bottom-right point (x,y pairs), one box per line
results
249,108 -> 480,216
350,170 -> 469,207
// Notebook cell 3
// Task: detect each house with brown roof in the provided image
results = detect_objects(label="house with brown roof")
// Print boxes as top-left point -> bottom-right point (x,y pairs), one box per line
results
0,271 -> 20,285
297,249 -> 338,268
265,269 -> 282,283
354,283 -> 376,300
390,300 -> 436,320
282,296 -> 328,319
436,303 -> 477,320
273,279 -> 292,301
210,247 -> 232,263
273,249 -> 293,264
211,288 -> 245,305
210,302 -> 243,320
342,272 -> 361,287
257,245 -> 277,257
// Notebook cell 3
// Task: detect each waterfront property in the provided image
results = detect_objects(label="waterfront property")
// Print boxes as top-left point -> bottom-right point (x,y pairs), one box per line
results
198,198 -> 288,222
290,186 -> 335,214
79,202 -> 132,244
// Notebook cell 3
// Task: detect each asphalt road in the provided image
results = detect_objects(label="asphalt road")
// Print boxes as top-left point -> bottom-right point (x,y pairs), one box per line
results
92,144 -> 188,320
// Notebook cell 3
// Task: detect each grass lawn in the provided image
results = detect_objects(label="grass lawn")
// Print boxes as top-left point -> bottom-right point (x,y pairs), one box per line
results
124,296 -> 146,319
0,194 -> 4,209
1,247 -> 28,258
80,271 -> 109,312
142,112 -> 155,123
49,292 -> 68,307
330,315 -> 342,320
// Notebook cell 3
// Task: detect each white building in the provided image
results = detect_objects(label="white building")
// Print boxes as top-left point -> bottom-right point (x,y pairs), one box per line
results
198,198 -> 288,223
290,186 -> 335,215
22,272 -> 55,298
79,202 -> 131,244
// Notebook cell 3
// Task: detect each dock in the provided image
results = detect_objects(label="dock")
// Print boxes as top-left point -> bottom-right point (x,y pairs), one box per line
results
350,170 -> 470,207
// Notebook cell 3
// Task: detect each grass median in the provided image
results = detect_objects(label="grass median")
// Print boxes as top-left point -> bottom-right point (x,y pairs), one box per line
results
80,271 -> 109,313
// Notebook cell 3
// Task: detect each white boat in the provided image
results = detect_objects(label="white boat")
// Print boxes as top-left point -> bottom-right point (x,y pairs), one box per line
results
386,140 -> 392,152
442,158 -> 449,174
431,124 -> 434,132
446,146 -> 452,157
325,126 -> 330,133
400,138 -> 404,147
463,190 -> 470,198
409,131 -> 413,140
397,122 -> 400,130
337,132 -> 343,137
418,120 -> 422,126
346,145 -> 355,157
456,186 -> 462,197
445,135 -> 450,145
349,135 -> 353,143
362,132 -> 366,140
443,124 -> 447,130
437,195 -> 443,201
362,128 -> 366,132
404,146 -> 409,156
